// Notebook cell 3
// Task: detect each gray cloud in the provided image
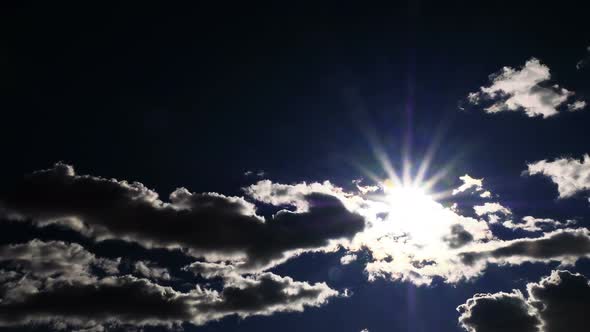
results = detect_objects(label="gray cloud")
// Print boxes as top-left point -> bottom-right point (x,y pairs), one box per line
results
0,272 -> 338,330
458,270 -> 590,332
444,224 -> 475,249
460,228 -> 590,267
457,290 -> 540,332
0,240 -> 119,302
0,163 -> 365,271
133,261 -> 171,281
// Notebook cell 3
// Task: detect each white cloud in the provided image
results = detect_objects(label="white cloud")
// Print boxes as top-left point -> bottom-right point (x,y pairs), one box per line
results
352,179 -> 380,195
340,254 -> 358,265
526,154 -> 590,198
473,202 -> 511,217
452,174 -> 484,195
479,191 -> 492,198
468,58 -> 577,118
567,100 -> 587,111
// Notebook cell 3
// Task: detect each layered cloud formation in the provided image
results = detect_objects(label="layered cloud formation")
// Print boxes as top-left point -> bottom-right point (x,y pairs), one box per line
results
0,163 -> 365,272
1,163 -> 589,330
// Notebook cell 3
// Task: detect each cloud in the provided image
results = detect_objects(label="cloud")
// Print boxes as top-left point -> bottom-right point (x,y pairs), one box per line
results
467,58 -> 577,118
567,100 -> 587,112
457,290 -> 540,332
0,275 -> 199,329
452,174 -> 484,195
194,272 -> 338,319
0,249 -> 338,330
352,179 -> 380,195
460,228 -> 590,267
458,270 -> 590,332
133,261 -> 171,281
502,216 -> 576,232
473,202 -> 511,217
479,191 -> 492,198
0,240 -> 119,302
244,170 -> 265,177
527,270 -> 590,331
444,224 -> 475,249
244,179 -> 366,212
340,254 -> 358,265
0,163 -> 365,272
526,154 -> 590,199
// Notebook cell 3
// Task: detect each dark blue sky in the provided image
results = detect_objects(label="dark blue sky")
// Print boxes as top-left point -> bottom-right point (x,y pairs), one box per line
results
1,2 -> 590,332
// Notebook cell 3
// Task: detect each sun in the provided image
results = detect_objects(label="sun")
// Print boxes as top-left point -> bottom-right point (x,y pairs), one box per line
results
380,180 -> 447,242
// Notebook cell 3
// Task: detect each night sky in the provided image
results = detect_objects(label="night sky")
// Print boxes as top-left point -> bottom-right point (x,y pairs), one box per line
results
1,2 -> 590,332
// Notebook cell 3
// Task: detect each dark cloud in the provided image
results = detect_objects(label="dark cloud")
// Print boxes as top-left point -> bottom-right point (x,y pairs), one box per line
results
133,261 -> 171,281
195,272 -> 338,317
460,228 -> 590,266
457,291 -> 540,332
0,272 -> 338,330
444,224 -> 474,249
0,240 -> 119,302
458,270 -> 590,332
527,270 -> 590,332
0,275 -> 199,328
0,163 -> 365,271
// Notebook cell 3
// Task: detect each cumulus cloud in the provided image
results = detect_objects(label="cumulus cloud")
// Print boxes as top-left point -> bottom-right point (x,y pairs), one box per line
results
457,290 -> 540,332
452,174 -> 484,195
0,163 -> 365,272
467,58 -> 577,118
526,154 -> 590,199
458,270 -> 590,332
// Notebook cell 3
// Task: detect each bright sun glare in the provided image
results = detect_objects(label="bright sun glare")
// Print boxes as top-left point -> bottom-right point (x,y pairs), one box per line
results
380,179 -> 447,242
